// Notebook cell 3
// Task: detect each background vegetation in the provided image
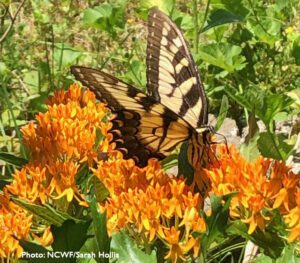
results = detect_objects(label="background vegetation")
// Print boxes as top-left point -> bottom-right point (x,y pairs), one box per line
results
0,0 -> 300,262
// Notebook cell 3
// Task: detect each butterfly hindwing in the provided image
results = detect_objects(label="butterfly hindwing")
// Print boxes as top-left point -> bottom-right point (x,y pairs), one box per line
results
71,66 -> 191,166
147,8 -> 208,129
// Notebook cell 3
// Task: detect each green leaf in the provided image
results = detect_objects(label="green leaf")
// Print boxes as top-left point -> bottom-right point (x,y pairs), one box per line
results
248,19 -> 282,46
224,88 -> 293,127
276,247 -> 300,263
217,0 -> 250,17
202,9 -> 243,32
292,43 -> 300,65
198,43 -> 246,72
239,133 -> 260,162
250,253 -> 273,263
93,176 -> 110,203
287,89 -> 300,111
215,95 -> 229,131
244,109 -> 259,143
19,239 -> 55,263
0,152 -> 28,167
161,153 -> 178,171
125,60 -> 146,88
227,221 -> 284,258
259,94 -> 293,127
82,3 -> 125,34
258,132 -> 295,160
201,194 -> 235,250
78,238 -> 99,263
251,230 -> 284,258
94,128 -> 105,151
0,178 -> 11,190
111,231 -> 157,263
87,189 -> 110,263
83,5 -> 113,28
226,220 -> 252,240
51,220 -> 91,256
178,141 -> 194,185
140,0 -> 174,14
54,44 -> 82,67
11,197 -> 82,227
23,70 -> 39,93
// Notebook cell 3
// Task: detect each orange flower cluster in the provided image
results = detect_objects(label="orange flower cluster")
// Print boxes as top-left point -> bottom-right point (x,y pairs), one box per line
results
0,193 -> 32,259
2,85 -> 111,258
206,144 -> 300,243
93,158 -> 206,262
7,84 -> 112,206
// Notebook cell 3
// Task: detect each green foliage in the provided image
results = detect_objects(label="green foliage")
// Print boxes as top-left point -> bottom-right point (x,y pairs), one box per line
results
200,194 -> 235,250
0,1 -> 300,262
215,95 -> 229,131
87,186 -> 111,263
111,231 -> 157,263
51,220 -> 91,256
178,141 -> 194,185
11,197 -> 83,227
0,152 -> 28,167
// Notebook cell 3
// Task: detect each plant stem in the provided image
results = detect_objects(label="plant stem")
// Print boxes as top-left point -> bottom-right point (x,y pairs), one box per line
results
199,0 -> 211,34
207,242 -> 246,263
193,0 -> 199,55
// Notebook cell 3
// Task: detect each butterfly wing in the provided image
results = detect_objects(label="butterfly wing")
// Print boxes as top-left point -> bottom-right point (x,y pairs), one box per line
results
71,66 -> 192,167
147,8 -> 208,129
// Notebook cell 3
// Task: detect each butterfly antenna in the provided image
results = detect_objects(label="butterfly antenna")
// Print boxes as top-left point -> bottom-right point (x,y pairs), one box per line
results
214,131 -> 230,156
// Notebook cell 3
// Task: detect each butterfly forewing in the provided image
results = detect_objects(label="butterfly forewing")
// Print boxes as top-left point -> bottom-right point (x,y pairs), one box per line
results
71,66 -> 191,167
147,8 -> 208,129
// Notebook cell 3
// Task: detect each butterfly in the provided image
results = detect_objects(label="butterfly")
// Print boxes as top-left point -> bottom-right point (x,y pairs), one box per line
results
71,8 -> 213,190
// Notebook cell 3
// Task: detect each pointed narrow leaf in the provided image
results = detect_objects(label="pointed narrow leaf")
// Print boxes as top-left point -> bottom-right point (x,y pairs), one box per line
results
87,190 -> 110,263
215,95 -> 229,131
11,197 -> 82,226
202,9 -> 244,32
93,176 -> 109,203
258,132 -> 294,160
51,220 -> 91,253
178,141 -> 194,185
0,152 -> 28,167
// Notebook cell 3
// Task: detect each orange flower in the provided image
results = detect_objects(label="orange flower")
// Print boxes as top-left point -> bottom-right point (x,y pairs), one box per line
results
94,158 -> 206,261
3,84 -> 114,259
21,85 -> 112,166
0,194 -> 32,259
205,144 -> 299,237
284,206 -> 300,242
32,227 -> 53,247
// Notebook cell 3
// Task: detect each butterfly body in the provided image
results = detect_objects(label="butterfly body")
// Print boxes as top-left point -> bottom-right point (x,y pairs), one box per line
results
71,8 -> 213,189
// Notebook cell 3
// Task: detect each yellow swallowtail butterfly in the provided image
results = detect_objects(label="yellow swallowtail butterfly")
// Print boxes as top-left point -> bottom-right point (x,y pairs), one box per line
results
71,8 -> 213,191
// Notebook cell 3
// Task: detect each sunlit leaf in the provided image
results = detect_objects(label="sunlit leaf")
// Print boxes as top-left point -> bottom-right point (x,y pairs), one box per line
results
87,189 -> 110,263
11,197 -> 82,227
258,132 -> 295,160
240,133 -> 260,162
198,43 -> 246,72
111,231 -> 157,263
215,95 -> 228,131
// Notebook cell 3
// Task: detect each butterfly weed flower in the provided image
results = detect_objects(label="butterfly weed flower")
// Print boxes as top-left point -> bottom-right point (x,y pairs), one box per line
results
8,84 -> 113,206
0,193 -> 32,259
2,84 -> 114,259
206,144 -> 300,244
93,158 -> 206,262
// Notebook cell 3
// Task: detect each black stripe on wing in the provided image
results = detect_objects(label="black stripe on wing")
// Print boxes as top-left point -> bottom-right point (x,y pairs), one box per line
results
146,8 -> 208,129
71,66 -> 192,167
